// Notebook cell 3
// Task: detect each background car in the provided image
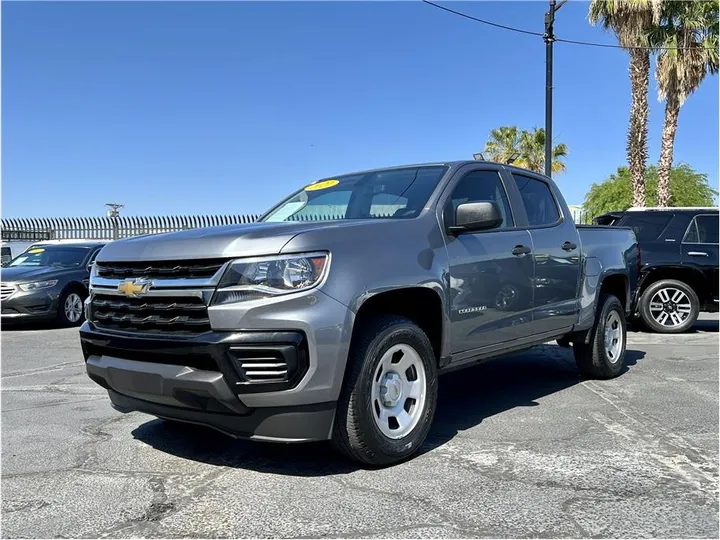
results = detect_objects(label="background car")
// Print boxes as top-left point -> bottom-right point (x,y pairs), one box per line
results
594,206 -> 719,333
1,241 -> 106,326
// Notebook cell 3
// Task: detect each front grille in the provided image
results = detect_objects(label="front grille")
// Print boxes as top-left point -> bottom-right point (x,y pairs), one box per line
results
90,294 -> 211,335
0,284 -> 16,301
96,259 -> 228,280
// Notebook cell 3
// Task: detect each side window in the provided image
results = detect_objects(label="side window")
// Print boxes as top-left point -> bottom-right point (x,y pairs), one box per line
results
619,212 -> 674,241
445,170 -> 514,229
512,174 -> 561,227
684,215 -> 719,244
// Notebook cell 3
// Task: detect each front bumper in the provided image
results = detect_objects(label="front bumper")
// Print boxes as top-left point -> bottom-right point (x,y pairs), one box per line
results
80,314 -> 346,442
1,287 -> 61,320
87,353 -> 335,442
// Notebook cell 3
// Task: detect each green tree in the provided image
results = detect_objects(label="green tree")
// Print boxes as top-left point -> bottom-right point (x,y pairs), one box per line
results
482,126 -> 522,164
652,0 -> 719,207
589,0 -> 663,208
514,127 -> 568,175
481,126 -> 568,174
583,163 -> 718,217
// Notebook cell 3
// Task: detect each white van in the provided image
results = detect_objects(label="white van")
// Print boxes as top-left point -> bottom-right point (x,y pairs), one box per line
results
1,241 -> 36,265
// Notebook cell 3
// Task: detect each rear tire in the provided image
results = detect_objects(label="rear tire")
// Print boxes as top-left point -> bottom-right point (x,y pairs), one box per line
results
331,315 -> 438,467
573,294 -> 626,380
57,287 -> 86,327
639,279 -> 699,334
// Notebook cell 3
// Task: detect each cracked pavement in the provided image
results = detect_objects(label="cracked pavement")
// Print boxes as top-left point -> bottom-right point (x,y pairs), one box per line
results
2,315 -> 718,538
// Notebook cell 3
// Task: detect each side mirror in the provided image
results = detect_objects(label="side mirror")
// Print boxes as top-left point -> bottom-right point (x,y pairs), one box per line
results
448,201 -> 503,234
87,262 -> 94,272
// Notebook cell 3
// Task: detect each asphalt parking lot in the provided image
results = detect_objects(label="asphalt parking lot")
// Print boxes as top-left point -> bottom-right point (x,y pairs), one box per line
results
2,316 -> 718,539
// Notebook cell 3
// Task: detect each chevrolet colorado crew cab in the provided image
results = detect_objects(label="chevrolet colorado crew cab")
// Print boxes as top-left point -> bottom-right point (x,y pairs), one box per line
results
81,161 -> 638,466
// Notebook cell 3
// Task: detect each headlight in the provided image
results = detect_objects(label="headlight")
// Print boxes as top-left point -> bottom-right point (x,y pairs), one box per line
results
19,280 -> 59,292
212,252 -> 329,305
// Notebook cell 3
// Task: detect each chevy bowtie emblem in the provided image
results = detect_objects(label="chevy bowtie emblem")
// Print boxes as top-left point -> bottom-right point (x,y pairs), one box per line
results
118,279 -> 152,298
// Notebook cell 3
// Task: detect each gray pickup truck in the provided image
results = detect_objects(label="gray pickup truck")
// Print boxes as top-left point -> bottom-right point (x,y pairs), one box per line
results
81,161 -> 638,465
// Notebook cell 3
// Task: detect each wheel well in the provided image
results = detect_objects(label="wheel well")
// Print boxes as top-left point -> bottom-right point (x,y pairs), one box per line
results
352,287 -> 443,364
63,281 -> 88,298
640,267 -> 706,300
599,274 -> 628,311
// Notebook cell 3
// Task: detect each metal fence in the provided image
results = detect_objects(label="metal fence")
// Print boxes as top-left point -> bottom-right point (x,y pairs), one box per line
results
1,210 -> 600,242
1,214 -> 262,241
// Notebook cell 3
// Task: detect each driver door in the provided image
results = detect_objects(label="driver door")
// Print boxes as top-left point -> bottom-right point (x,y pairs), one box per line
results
442,166 -> 535,355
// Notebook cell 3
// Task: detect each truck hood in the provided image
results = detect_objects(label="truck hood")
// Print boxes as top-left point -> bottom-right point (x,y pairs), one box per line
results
95,221 -> 352,262
1,265 -> 78,283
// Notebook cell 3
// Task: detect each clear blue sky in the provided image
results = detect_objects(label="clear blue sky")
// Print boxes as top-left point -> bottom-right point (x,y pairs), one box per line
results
3,0 -> 718,218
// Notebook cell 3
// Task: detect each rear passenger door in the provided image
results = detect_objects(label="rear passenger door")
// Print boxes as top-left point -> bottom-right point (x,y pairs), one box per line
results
441,166 -> 535,355
682,213 -> 719,305
509,172 -> 582,335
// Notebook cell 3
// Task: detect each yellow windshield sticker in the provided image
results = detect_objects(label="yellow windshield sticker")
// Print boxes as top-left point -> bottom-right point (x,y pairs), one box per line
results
27,248 -> 45,254
305,179 -> 339,191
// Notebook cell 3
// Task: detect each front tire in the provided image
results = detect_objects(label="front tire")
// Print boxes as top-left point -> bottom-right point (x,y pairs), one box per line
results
573,294 -> 627,380
57,288 -> 86,327
639,279 -> 699,334
331,315 -> 438,467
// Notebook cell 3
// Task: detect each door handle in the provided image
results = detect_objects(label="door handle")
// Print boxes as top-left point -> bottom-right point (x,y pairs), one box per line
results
562,241 -> 577,252
512,245 -> 531,256
688,251 -> 708,257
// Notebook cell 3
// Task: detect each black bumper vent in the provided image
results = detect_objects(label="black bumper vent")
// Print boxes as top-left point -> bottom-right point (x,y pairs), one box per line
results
227,339 -> 309,392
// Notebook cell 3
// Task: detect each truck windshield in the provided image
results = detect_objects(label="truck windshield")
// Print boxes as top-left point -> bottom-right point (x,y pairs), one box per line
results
6,246 -> 91,268
261,165 -> 449,222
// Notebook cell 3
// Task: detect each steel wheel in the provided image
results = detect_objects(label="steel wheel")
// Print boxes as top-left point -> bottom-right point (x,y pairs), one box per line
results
64,293 -> 83,323
603,310 -> 623,363
648,287 -> 692,329
370,343 -> 427,440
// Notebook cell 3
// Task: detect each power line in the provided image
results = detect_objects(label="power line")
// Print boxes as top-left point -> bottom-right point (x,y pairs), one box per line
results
420,0 -> 543,37
421,0 -> 716,52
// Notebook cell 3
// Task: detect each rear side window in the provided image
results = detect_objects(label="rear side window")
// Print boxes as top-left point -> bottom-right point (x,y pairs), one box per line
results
617,212 -> 673,242
684,214 -> 719,244
512,174 -> 560,227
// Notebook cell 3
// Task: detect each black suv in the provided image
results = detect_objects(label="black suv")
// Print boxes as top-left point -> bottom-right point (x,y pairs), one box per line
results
594,207 -> 718,333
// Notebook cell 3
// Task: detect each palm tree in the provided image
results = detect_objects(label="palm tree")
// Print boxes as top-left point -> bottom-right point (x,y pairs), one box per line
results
482,126 -> 522,164
514,127 -> 568,174
653,1 -> 719,207
589,0 -> 663,208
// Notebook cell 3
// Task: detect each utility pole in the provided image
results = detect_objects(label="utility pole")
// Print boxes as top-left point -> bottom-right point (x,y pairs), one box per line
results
105,203 -> 124,218
105,203 -> 124,240
543,0 -> 566,178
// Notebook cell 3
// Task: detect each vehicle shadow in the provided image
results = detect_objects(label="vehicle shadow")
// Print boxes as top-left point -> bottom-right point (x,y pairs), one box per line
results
627,317 -> 718,334
131,345 -> 646,475
692,318 -> 719,333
